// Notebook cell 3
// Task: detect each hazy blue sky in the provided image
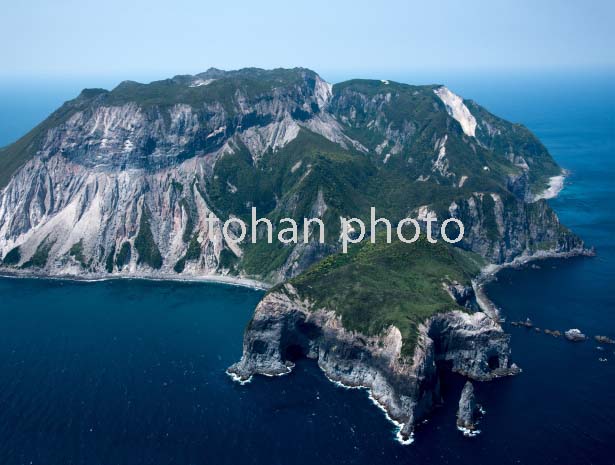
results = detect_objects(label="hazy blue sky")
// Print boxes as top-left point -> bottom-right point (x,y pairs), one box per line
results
1,0 -> 614,82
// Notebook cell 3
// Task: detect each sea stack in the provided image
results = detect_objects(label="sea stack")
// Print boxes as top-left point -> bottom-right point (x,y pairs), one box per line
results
457,381 -> 481,434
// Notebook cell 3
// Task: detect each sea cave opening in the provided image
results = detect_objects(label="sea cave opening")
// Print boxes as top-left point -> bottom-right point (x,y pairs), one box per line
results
283,344 -> 306,362
488,355 -> 500,370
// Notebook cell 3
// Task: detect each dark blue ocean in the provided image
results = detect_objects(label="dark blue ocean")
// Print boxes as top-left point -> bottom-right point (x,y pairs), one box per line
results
0,72 -> 613,464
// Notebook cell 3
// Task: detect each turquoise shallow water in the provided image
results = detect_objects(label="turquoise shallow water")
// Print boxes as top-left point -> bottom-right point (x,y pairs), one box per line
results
0,72 -> 614,464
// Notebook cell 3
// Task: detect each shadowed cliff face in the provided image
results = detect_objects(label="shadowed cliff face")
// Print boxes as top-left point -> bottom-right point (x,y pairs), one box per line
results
448,193 -> 581,263
0,67 -> 583,280
228,285 -> 519,441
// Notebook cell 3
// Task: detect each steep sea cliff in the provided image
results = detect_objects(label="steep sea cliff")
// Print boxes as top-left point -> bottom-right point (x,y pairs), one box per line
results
0,71 -> 612,464
0,70 -> 595,449
228,284 -> 519,442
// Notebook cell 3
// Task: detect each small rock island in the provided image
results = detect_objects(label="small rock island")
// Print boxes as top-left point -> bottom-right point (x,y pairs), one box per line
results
457,381 -> 482,435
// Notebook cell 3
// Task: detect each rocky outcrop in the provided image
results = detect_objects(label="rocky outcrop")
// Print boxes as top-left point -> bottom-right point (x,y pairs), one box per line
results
228,285 -> 519,442
564,329 -> 587,342
456,381 -> 481,433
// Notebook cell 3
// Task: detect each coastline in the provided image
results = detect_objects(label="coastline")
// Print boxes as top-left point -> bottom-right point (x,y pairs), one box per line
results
533,172 -> 567,201
322,370 -> 415,445
229,178 -> 595,447
474,169 -> 590,319
0,268 -> 271,291
472,246 -> 594,321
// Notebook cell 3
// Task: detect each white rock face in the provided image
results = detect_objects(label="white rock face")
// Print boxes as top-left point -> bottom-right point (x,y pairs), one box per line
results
417,205 -> 437,222
38,102 -> 225,170
314,75 -> 333,109
290,160 -> 302,173
190,78 -> 216,87
432,135 -> 451,177
301,113 -> 368,153
0,151 -> 235,277
434,87 -> 477,137
490,193 -> 506,237
239,117 -> 301,161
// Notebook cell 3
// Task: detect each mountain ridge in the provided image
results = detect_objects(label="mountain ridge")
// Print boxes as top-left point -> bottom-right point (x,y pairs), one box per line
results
0,67 -> 582,282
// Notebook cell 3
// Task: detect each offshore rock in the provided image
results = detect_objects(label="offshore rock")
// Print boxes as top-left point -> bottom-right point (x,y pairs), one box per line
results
565,329 -> 587,342
456,381 -> 481,433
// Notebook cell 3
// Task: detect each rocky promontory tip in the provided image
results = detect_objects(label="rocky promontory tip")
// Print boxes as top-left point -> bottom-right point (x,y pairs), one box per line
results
229,276 -> 519,443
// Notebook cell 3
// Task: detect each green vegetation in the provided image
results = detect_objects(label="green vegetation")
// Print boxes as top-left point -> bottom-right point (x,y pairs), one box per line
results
173,258 -> 186,273
218,248 -> 238,271
105,68 -> 317,115
105,243 -> 116,272
242,240 -> 294,277
179,198 -> 195,243
22,238 -> 56,268
2,246 -> 21,265
480,194 -> 500,241
466,100 -> 561,191
171,179 -> 184,194
333,80 -> 441,131
174,234 -> 201,273
184,235 -> 201,260
134,210 -> 163,269
202,120 -> 559,279
70,240 -> 88,268
286,237 -> 484,358
116,242 -> 132,268
210,130 -> 375,277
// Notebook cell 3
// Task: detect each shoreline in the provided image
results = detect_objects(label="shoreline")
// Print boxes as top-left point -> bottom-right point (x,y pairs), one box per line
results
0,268 -> 271,291
472,246 -> 594,321
322,371 -> 415,446
228,359 -> 415,445
533,172 -> 567,201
